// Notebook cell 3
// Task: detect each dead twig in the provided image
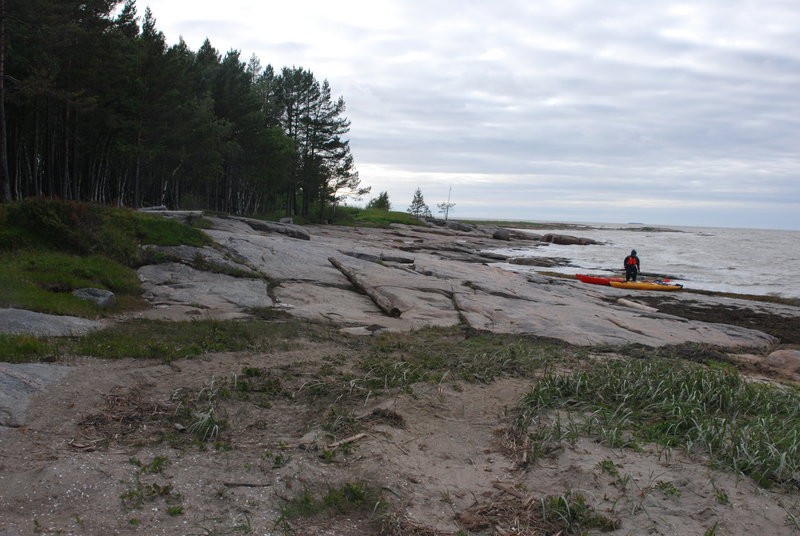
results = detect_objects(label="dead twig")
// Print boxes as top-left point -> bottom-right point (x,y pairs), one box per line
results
492,481 -> 527,499
328,432 -> 368,449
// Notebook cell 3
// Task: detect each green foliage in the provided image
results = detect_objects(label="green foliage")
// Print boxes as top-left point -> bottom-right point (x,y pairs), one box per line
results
188,408 -> 222,442
278,482 -> 385,522
407,188 -> 431,219
121,455 -> 182,511
0,334 -> 54,363
0,199 -> 209,262
333,206 -> 427,228
365,191 -> 391,210
131,214 -> 211,248
540,491 -> 620,533
515,358 -> 800,489
0,199 -> 213,316
0,249 -> 141,316
120,480 -> 182,510
2,318 -> 309,364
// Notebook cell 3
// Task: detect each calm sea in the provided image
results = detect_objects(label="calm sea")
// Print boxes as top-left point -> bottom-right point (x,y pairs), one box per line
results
487,223 -> 800,300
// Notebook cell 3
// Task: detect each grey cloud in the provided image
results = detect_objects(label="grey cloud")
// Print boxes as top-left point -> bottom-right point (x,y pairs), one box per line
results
146,0 -> 800,229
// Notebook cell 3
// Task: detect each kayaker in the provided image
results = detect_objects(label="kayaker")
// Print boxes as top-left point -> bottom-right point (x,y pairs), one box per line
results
624,249 -> 640,282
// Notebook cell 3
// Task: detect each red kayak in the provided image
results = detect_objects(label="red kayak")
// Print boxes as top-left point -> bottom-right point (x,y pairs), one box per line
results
575,274 -> 624,286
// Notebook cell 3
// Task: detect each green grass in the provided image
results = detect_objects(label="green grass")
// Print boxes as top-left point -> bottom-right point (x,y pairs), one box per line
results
332,206 -> 428,228
0,249 -> 142,316
513,358 -> 800,490
277,482 -> 386,525
0,317 -> 309,363
540,491 -> 621,533
0,198 -> 210,261
293,328 -> 583,402
0,199 -> 212,317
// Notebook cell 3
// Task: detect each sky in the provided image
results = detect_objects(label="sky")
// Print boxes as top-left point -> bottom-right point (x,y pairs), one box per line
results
139,0 -> 800,230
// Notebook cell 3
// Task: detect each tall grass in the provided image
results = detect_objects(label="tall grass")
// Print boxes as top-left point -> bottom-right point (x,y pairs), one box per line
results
515,358 -> 800,489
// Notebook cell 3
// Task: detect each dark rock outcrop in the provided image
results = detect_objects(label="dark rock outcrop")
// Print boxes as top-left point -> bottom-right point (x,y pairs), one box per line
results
72,288 -> 116,308
540,233 -> 599,245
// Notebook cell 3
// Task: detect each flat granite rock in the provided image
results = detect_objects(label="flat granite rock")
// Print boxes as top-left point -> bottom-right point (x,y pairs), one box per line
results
138,263 -> 273,312
0,362 -> 72,428
0,308 -> 105,336
193,223 -> 786,349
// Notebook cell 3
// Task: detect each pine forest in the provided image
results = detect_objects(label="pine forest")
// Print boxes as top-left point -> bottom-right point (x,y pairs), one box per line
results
0,0 -> 368,220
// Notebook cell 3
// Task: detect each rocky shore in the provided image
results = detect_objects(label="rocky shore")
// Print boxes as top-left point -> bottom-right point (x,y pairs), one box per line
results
133,215 -> 789,348
3,215 -> 799,427
2,215 -> 799,536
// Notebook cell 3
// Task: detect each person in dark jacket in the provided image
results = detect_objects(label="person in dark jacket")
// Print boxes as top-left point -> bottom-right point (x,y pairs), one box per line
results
624,249 -> 640,282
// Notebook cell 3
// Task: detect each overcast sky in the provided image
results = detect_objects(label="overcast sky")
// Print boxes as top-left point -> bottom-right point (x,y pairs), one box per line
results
141,0 -> 800,230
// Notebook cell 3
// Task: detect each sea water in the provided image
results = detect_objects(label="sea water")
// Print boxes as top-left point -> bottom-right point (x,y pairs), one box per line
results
487,223 -> 800,300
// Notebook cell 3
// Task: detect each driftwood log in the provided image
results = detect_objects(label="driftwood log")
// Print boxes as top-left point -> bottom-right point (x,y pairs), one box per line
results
617,298 -> 659,313
328,257 -> 403,317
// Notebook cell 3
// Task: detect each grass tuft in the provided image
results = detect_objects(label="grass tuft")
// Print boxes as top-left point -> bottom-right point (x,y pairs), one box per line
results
513,358 -> 800,489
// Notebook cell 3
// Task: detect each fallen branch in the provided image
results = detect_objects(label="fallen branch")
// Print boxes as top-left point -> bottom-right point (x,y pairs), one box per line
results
492,481 -> 527,499
328,257 -> 402,317
328,432 -> 368,450
617,298 -> 658,312
223,482 -> 272,488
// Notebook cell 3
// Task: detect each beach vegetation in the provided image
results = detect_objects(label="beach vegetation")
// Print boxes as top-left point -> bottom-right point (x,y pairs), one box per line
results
0,199 -> 212,317
0,316 -> 308,363
331,205 -> 426,227
276,482 -> 386,527
511,358 -> 800,490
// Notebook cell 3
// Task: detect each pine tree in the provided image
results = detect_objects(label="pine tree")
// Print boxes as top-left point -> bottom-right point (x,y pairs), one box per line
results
407,188 -> 431,219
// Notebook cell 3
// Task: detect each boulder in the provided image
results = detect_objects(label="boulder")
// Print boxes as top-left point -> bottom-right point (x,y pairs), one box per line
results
0,309 -> 105,336
341,251 -> 382,264
493,229 -> 511,241
765,349 -> 800,380
445,221 -> 476,232
507,229 -> 542,240
479,252 -> 510,261
508,257 -> 570,267
137,263 -> 273,315
540,233 -> 599,245
154,222 -> 787,350
72,287 -> 116,308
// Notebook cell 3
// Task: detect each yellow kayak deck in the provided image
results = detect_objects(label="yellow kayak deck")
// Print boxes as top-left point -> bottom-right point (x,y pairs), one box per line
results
609,281 -> 683,291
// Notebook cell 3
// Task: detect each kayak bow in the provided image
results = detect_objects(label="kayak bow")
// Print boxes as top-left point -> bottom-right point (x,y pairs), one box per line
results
576,274 -> 624,286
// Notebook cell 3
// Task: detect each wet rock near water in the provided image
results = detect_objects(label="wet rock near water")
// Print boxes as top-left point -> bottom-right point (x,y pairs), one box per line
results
540,233 -> 600,245
508,256 -> 571,267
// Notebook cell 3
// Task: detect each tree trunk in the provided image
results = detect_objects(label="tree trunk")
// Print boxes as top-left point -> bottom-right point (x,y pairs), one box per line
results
327,257 -> 403,317
0,0 -> 11,202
